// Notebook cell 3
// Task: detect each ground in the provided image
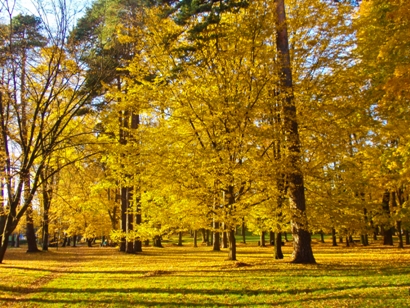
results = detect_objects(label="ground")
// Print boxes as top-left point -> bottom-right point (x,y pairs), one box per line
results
0,237 -> 409,307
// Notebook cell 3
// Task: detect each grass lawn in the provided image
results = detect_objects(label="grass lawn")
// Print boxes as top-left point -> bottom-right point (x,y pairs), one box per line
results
0,237 -> 409,307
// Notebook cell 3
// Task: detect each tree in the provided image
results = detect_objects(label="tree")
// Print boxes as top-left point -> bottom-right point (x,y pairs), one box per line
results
0,0 -> 101,263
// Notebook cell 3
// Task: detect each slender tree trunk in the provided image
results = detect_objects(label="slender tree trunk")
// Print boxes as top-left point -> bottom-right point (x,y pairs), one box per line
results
320,231 -> 325,243
213,223 -> 220,251
72,235 -> 77,247
241,220 -> 246,244
382,191 -> 393,245
397,221 -> 403,248
260,231 -> 266,247
15,234 -> 20,247
178,231 -> 183,246
222,232 -> 228,249
201,228 -> 206,243
193,230 -> 198,247
0,233 -> 10,263
228,230 -> 236,261
26,204 -> 39,253
274,232 -> 284,259
134,197 -> 142,253
332,228 -> 337,246
405,230 -> 410,245
270,231 -> 274,245
120,187 -> 127,252
345,235 -> 350,247
275,0 -> 315,264
126,204 -> 133,253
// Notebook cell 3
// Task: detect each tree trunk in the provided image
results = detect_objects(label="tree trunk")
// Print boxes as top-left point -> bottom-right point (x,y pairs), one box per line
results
193,230 -> 198,247
405,230 -> 410,245
345,235 -> 350,247
72,235 -> 77,247
381,191 -> 393,245
134,198 -> 142,253
228,229 -> 236,261
320,231 -> 325,243
201,228 -> 206,243
260,231 -> 266,247
178,231 -> 183,246
213,222 -> 220,251
120,187 -> 127,252
26,204 -> 39,253
241,220 -> 246,244
275,0 -> 315,264
16,234 -> 20,247
126,205 -> 133,253
222,231 -> 228,248
274,232 -> 284,259
331,228 -> 337,246
270,231 -> 274,245
397,221 -> 403,248
0,233 -> 10,263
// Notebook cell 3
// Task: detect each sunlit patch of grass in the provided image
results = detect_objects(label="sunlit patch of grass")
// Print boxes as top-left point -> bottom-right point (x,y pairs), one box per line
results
1,240 -> 410,307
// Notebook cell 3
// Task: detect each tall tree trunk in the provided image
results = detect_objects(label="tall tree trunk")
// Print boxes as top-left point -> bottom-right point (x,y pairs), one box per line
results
260,231 -> 266,247
120,187 -> 127,252
331,228 -> 337,246
397,221 -> 403,248
320,231 -> 325,243
275,0 -> 315,264
405,230 -> 410,245
26,204 -> 39,253
15,234 -> 20,247
0,233 -> 9,263
193,230 -> 198,247
134,196 -> 142,253
228,229 -> 236,261
222,231 -> 228,249
178,231 -> 183,246
213,222 -> 220,251
269,231 -> 274,245
382,191 -> 393,245
274,232 -> 284,259
241,220 -> 246,244
126,207 -> 134,253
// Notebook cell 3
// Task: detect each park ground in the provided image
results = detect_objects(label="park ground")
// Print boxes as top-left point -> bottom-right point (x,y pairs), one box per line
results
0,235 -> 410,307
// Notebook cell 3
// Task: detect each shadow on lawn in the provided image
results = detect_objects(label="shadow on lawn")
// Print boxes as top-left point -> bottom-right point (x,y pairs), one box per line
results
2,282 -> 410,297
0,284 -> 408,307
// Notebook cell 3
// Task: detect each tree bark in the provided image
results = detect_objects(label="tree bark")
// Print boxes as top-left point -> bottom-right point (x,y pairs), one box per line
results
320,231 -> 325,243
120,187 -> 127,252
178,231 -> 183,246
26,204 -> 39,253
241,220 -> 246,244
275,0 -> 314,264
213,223 -> 220,251
331,228 -> 337,246
405,230 -> 410,245
260,231 -> 266,247
274,232 -> 284,259
397,221 -> 403,248
228,230 -> 236,261
381,191 -> 393,245
193,230 -> 198,247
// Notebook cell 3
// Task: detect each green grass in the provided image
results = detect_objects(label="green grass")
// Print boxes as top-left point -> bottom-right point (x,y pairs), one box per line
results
1,238 -> 410,307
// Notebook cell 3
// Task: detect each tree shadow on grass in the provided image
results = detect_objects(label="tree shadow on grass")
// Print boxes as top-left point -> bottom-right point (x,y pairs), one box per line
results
0,285 -> 408,307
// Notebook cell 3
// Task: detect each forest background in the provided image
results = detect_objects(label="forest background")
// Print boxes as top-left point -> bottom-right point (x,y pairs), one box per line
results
0,0 -> 409,265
